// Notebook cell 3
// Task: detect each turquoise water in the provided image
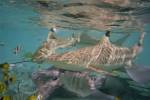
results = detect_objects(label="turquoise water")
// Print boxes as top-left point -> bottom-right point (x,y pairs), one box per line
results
0,0 -> 150,100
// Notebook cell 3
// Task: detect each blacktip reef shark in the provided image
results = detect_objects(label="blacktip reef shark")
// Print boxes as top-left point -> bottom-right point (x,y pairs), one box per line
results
33,27 -> 80,60
33,30 -> 150,84
33,29 -> 130,61
32,30 -> 150,100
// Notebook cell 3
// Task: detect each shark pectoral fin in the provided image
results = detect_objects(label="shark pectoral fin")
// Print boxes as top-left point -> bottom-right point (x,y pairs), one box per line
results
125,64 -> 150,84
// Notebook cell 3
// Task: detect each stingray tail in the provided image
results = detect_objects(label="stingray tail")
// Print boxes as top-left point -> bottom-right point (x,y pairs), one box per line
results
126,65 -> 150,84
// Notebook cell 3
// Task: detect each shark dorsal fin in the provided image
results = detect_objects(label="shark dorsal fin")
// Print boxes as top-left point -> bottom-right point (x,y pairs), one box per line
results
99,35 -> 111,45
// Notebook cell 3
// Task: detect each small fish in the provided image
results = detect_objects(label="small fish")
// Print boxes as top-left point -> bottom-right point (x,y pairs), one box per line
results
0,82 -> 6,93
0,63 -> 9,73
13,45 -> 21,55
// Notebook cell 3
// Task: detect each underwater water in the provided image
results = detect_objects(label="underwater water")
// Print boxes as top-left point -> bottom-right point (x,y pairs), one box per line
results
0,0 -> 150,100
